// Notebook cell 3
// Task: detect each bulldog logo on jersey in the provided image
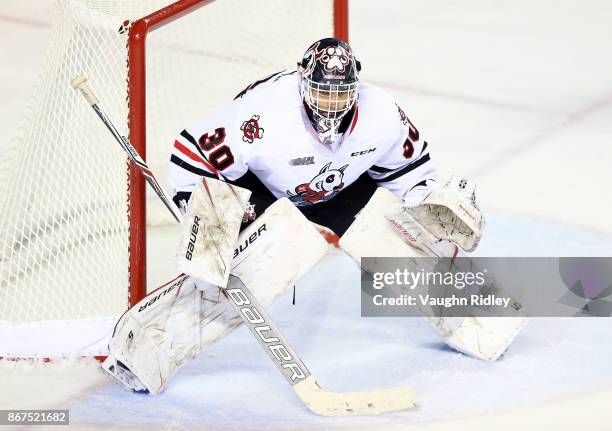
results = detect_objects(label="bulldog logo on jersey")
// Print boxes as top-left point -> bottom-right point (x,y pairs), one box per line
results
287,162 -> 348,206
240,115 -> 264,143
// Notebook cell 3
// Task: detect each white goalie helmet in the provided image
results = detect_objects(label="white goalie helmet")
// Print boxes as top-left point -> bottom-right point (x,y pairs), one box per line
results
298,38 -> 361,143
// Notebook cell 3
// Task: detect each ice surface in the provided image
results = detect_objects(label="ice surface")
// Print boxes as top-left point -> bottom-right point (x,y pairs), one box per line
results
1,0 -> 612,429
65,215 -> 612,429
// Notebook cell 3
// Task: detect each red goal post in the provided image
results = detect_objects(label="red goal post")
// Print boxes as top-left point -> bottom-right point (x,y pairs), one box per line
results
126,0 -> 349,306
0,0 -> 348,359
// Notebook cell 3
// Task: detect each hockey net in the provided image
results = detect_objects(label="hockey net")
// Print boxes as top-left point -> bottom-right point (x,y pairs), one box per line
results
0,0 -> 347,358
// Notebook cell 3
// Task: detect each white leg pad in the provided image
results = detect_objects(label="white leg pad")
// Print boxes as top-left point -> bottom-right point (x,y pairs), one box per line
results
339,187 -> 454,268
431,315 -> 528,361
339,187 -> 526,361
106,198 -> 329,393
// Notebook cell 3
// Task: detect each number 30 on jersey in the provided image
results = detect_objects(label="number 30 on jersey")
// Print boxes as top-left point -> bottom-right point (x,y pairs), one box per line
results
198,127 -> 234,171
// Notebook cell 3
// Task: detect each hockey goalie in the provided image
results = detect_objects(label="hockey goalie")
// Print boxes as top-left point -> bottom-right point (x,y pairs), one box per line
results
101,38 -> 527,402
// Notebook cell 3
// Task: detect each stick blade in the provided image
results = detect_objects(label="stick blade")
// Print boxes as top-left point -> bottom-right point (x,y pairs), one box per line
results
293,376 -> 416,416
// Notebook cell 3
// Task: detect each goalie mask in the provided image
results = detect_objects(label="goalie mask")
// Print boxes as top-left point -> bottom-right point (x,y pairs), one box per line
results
298,38 -> 361,144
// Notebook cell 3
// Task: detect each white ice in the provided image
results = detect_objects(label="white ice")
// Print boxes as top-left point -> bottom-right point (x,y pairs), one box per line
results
1,0 -> 612,429
58,218 -> 612,430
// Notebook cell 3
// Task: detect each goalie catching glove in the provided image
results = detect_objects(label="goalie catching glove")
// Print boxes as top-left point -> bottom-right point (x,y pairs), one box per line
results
399,175 -> 484,252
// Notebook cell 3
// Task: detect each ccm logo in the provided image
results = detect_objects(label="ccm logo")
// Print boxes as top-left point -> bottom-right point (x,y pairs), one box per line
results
351,148 -> 376,157
185,215 -> 200,261
226,286 -> 307,382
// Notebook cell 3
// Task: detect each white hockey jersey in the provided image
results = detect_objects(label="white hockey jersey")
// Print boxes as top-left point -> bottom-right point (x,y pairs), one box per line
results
169,69 -> 438,207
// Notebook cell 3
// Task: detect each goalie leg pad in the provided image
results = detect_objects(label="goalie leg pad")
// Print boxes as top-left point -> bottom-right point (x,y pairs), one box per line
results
106,274 -> 217,393
429,315 -> 528,361
339,187 -> 455,268
106,198 -> 329,394
339,187 -> 526,361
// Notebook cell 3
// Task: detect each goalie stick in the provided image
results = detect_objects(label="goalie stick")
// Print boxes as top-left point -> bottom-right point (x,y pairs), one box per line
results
70,75 -> 182,223
72,75 -> 416,416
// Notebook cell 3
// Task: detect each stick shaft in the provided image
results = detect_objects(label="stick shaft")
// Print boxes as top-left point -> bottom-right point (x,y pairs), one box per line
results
226,276 -> 312,384
91,104 -> 182,223
72,75 -> 181,223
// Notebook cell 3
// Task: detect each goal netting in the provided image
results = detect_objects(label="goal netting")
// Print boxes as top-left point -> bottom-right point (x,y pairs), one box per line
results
0,0 -> 346,358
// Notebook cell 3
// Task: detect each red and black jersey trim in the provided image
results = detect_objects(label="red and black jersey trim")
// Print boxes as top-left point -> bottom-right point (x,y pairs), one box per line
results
170,154 -> 217,178
373,153 -> 431,183
175,129 -> 229,180
348,107 -> 359,134
369,165 -> 394,174
179,129 -> 220,171
409,179 -> 429,191
273,70 -> 297,82
370,141 -> 429,175
234,70 -> 296,100
180,130 -> 205,156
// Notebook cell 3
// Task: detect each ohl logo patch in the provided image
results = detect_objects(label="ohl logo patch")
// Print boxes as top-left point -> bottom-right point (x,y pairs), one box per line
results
241,114 -> 264,143
286,162 -> 348,206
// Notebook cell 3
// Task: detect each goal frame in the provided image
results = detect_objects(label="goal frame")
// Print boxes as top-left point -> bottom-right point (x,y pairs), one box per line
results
126,0 -> 349,305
